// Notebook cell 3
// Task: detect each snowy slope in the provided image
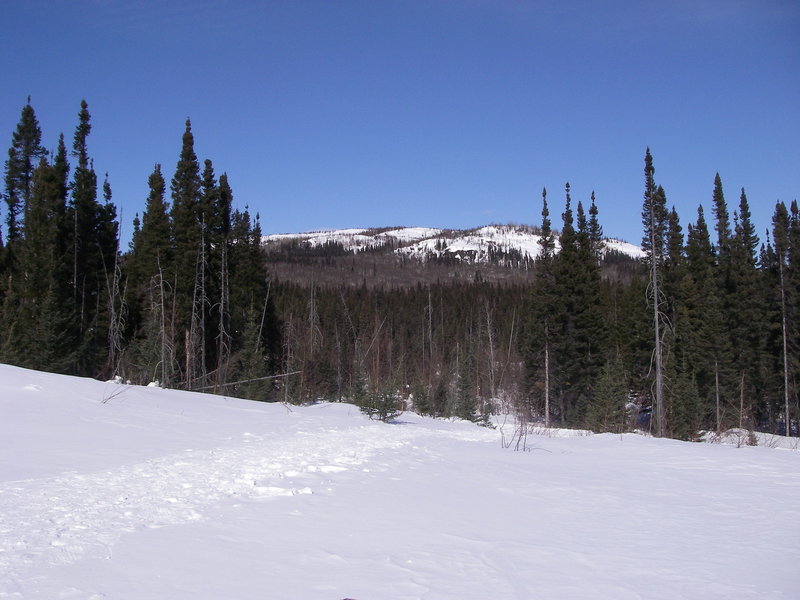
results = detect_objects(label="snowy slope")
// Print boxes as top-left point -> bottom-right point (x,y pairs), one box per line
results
1,364 -> 798,599
263,224 -> 645,264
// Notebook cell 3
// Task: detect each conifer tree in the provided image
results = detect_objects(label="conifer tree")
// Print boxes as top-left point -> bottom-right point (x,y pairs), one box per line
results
170,119 -> 202,312
728,188 -> 764,429
3,98 -> 46,250
129,164 -> 172,290
712,173 -> 732,265
665,357 -> 702,441
641,148 -> 668,436
67,100 -> 112,375
170,119 -> 203,385
526,187 -> 556,426
548,184 -> 607,424
587,191 -> 604,261
771,202 -> 794,436
663,206 -> 684,328
455,338 -> 478,421
585,357 -> 627,433
678,206 -> 729,431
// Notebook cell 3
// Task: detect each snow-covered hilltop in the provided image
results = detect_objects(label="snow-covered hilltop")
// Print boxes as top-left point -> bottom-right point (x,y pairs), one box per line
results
263,224 -> 645,265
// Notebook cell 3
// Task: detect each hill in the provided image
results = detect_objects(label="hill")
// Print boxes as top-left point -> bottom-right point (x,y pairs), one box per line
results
1,364 -> 797,599
263,224 -> 644,286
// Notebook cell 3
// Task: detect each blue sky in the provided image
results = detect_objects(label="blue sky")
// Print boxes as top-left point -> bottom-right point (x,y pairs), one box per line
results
2,0 -> 798,246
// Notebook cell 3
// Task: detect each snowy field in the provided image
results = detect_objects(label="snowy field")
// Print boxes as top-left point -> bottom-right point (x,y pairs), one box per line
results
1,364 -> 798,599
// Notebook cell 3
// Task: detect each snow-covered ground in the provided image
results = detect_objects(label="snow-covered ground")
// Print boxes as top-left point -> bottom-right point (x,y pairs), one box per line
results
397,225 -> 550,263
262,224 -> 645,263
1,364 -> 798,599
604,237 -> 646,259
263,228 -> 386,252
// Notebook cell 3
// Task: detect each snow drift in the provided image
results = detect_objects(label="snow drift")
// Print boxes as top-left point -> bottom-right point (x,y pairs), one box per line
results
0,364 -> 797,599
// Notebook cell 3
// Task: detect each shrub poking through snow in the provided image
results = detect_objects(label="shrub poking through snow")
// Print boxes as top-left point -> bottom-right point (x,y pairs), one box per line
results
358,384 -> 402,422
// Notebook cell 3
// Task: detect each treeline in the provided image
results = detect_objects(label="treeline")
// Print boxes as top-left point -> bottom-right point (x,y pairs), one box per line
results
0,100 -> 280,392
0,100 -> 797,439
523,155 -> 799,438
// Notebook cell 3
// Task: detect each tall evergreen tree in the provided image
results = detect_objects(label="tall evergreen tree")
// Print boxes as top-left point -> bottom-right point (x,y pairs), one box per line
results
663,206 -> 684,327
170,118 -> 203,307
547,184 -> 607,424
641,148 -> 668,436
128,164 -> 172,291
526,187 -> 557,426
728,188 -> 764,429
587,191 -> 604,261
712,173 -> 732,264
170,119 -> 203,386
3,99 -> 46,245
67,100 -> 107,375
678,206 -> 730,431
771,202 -> 795,436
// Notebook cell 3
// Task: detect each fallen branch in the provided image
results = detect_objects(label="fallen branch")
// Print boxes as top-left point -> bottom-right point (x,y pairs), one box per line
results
195,370 -> 302,391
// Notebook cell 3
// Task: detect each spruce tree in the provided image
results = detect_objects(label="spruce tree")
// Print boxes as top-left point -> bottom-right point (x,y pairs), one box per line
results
666,358 -> 702,441
3,98 -> 46,249
663,206 -> 684,328
585,358 -> 628,434
526,187 -> 556,426
678,206 -> 729,431
771,202 -> 794,436
550,184 -> 607,425
712,173 -> 732,265
67,100 -> 109,375
170,118 -> 202,309
128,164 -> 172,290
728,188 -> 764,430
455,339 -> 478,421
170,119 -> 203,386
641,148 -> 668,436
587,191 -> 604,261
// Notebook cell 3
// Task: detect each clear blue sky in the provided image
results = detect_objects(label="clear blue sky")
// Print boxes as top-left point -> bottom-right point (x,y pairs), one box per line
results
2,0 -> 798,246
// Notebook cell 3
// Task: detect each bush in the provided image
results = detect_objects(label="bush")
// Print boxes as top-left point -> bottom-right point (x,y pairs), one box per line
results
358,385 -> 403,422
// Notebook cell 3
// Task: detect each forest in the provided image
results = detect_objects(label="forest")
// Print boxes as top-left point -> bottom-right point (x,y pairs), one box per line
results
1,99 -> 797,440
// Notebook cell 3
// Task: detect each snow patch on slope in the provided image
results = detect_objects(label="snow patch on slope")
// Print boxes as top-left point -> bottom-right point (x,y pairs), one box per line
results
263,224 -> 644,263
264,228 -> 385,252
604,237 -> 646,259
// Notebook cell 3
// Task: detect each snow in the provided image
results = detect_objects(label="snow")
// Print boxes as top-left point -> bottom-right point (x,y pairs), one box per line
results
263,225 -> 647,264
376,227 -> 442,241
396,225 -> 553,263
263,229 -> 387,253
604,237 -> 646,259
1,363 -> 798,599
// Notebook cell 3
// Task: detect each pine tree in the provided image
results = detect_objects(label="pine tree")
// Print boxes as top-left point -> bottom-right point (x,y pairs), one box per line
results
455,339 -> 478,421
712,173 -> 732,265
666,358 -> 702,441
771,202 -> 794,436
170,119 -> 203,386
549,184 -> 607,425
67,100 -> 110,375
585,358 -> 628,433
728,188 -> 764,430
641,148 -> 668,436
128,164 -> 172,290
587,190 -> 604,261
231,306 -> 270,401
526,187 -> 558,426
170,119 -> 202,311
3,98 -> 46,250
